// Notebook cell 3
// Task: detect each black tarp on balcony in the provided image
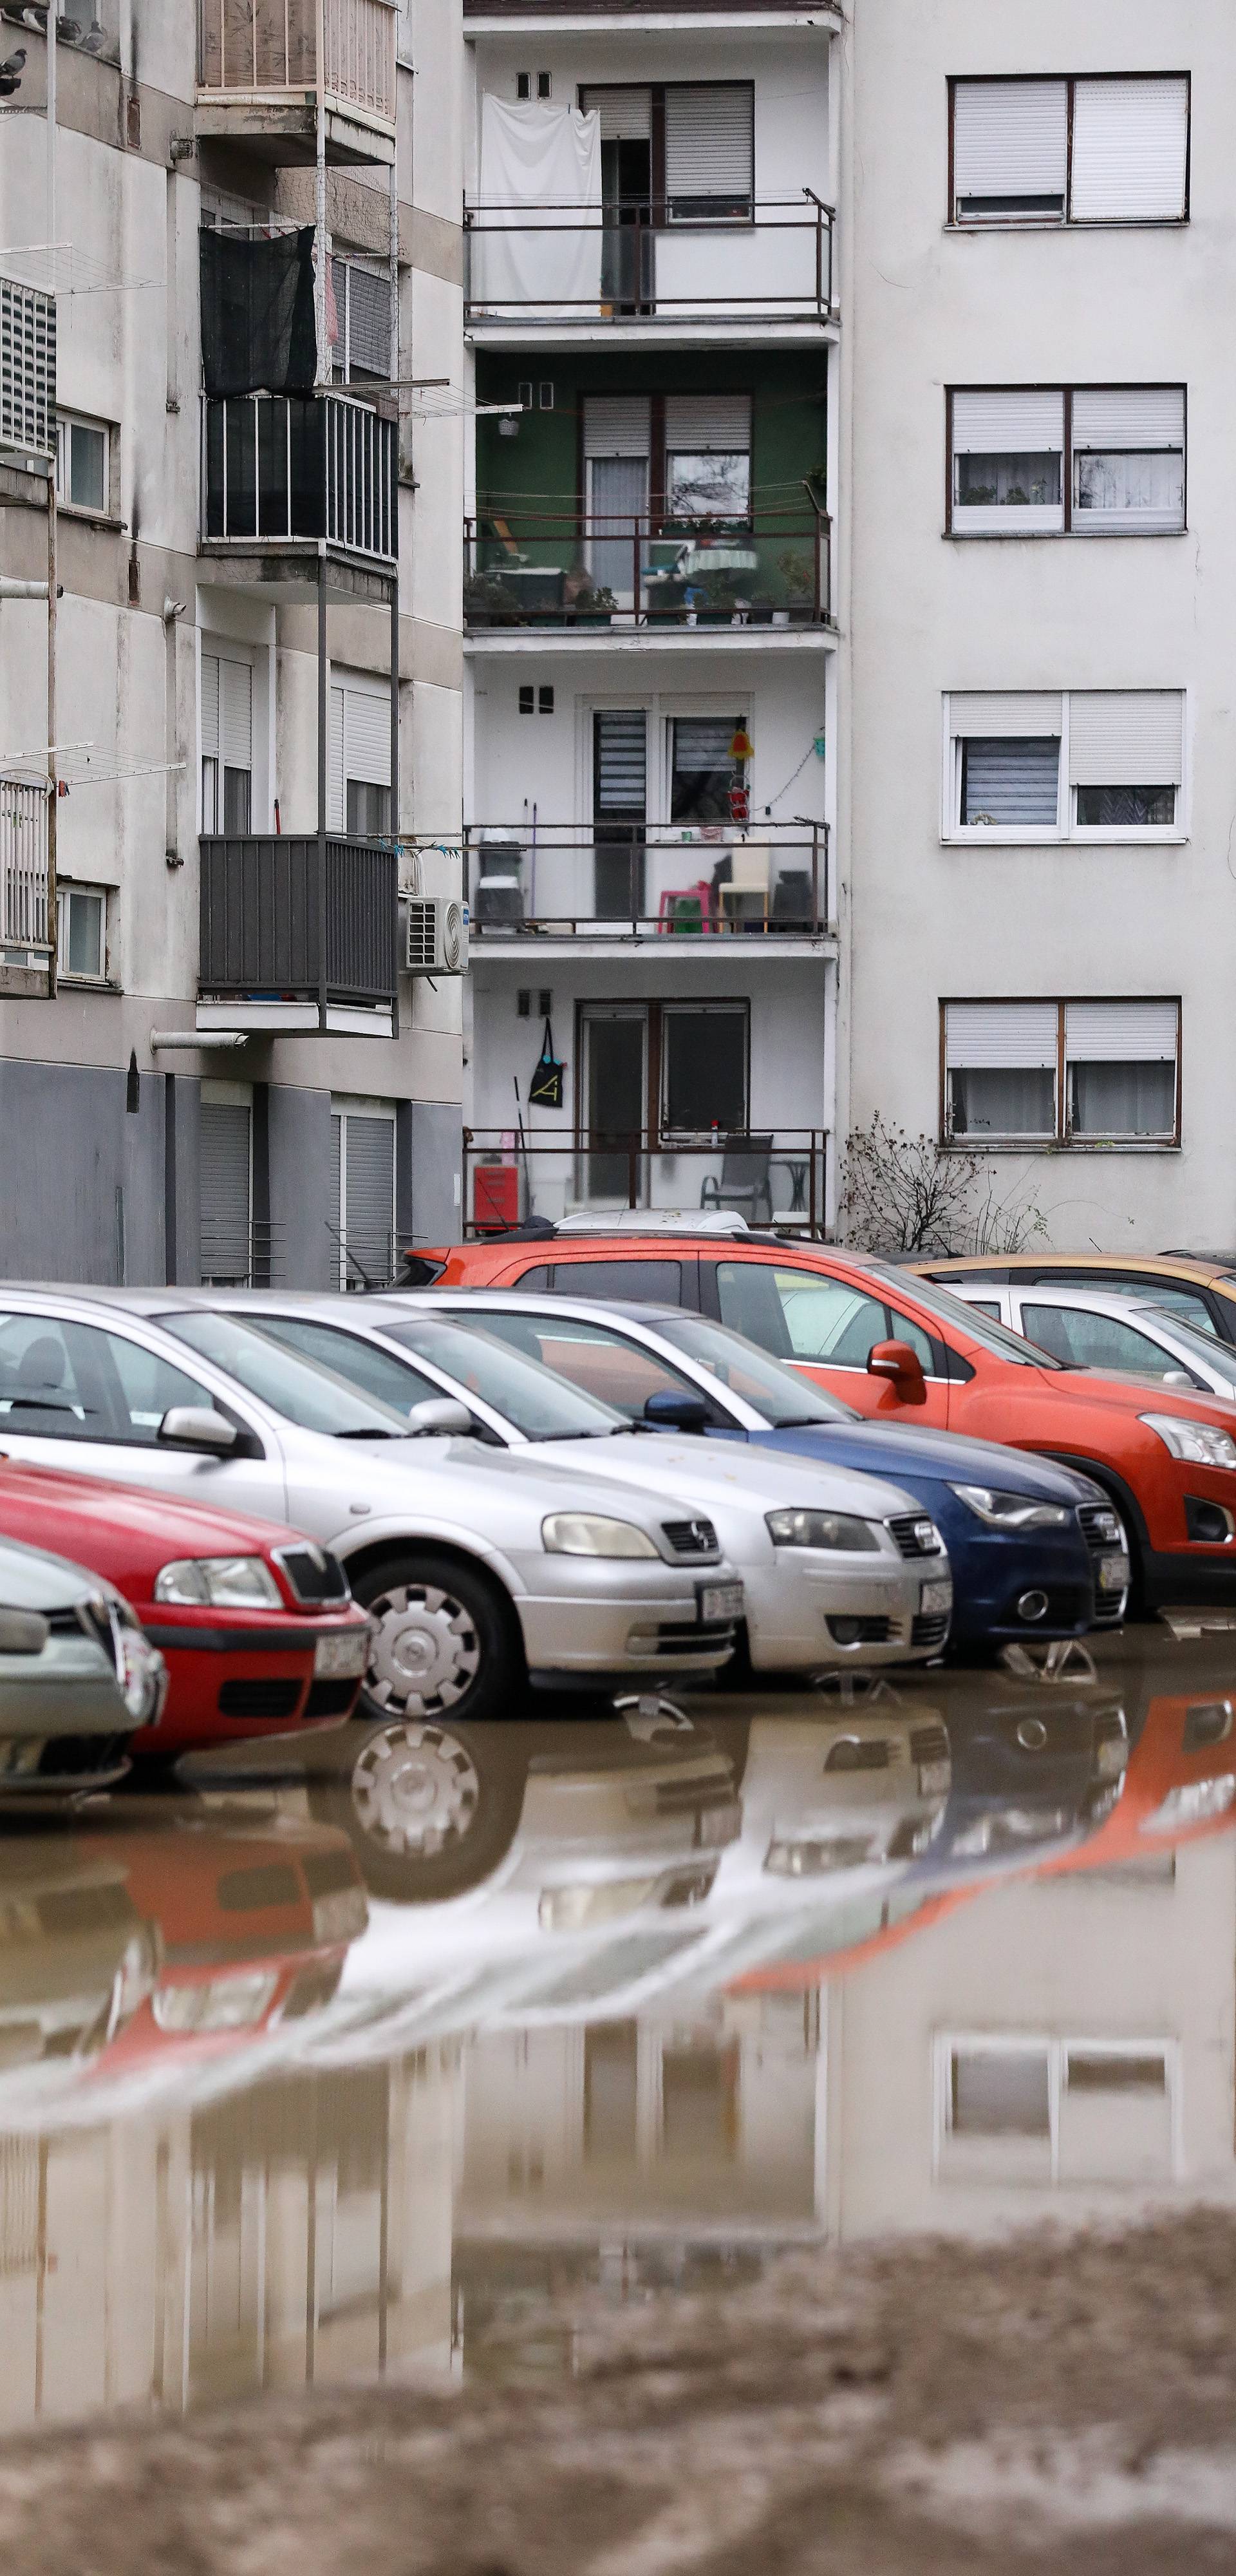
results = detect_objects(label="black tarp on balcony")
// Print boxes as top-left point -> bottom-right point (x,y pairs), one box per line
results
200,227 -> 317,397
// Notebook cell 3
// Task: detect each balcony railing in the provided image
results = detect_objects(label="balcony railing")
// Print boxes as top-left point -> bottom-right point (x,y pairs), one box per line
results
202,393 -> 397,565
0,777 -> 50,952
198,0 -> 396,126
0,278 -> 55,465
465,194 -> 833,325
467,823 -> 830,937
199,835 -> 398,1012
465,508 -> 831,630
464,1129 -> 829,1235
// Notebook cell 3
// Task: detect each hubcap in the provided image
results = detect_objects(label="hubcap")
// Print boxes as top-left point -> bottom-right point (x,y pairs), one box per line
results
364,1580 -> 482,1716
350,1720 -> 482,1856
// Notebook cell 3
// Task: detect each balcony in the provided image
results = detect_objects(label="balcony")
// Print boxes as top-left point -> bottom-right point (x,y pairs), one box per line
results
464,509 -> 831,640
0,277 -> 55,473
465,1128 -> 829,1235
467,823 -> 831,945
0,776 -> 51,994
198,833 -> 398,1036
465,196 -> 834,338
201,392 -> 397,596
196,0 -> 397,166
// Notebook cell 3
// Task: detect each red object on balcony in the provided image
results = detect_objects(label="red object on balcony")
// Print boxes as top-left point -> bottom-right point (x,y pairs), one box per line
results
474,1160 -> 520,1229
727,786 -> 749,825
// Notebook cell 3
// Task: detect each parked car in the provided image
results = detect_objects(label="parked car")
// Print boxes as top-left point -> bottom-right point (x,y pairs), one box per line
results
913,1249 -> 1236,1347
0,1291 -> 743,1724
351,1291 -> 1129,1656
420,1227 -> 1236,1613
0,1461 -> 371,1765
944,1281 -> 1236,1401
0,1535 -> 165,1793
0,1839 -> 160,2079
184,1293 -> 957,1678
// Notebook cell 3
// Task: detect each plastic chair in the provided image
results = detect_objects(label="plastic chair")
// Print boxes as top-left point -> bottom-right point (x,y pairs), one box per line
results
657,880 -> 714,933
716,846 -> 771,929
701,1134 -> 774,1224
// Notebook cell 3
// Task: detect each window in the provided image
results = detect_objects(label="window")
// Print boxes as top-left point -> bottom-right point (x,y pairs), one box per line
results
939,2035 -> 1175,2184
664,84 -> 754,222
950,75 -> 1190,227
328,256 -> 393,384
0,1312 -> 212,1445
951,2048 -> 1049,2137
1019,1302 -> 1194,1379
331,1099 -> 396,1289
200,1088 -> 253,1284
255,1316 -> 447,1418
54,409 -> 109,513
946,692 -> 1183,838
664,395 -> 751,522
661,1003 -> 746,1137
670,716 -> 747,824
948,387 -> 1184,537
200,649 -> 252,835
472,1306 -> 692,1409
328,676 -> 391,838
56,883 -> 106,980
716,1267 -> 936,1374
942,999 -> 1181,1146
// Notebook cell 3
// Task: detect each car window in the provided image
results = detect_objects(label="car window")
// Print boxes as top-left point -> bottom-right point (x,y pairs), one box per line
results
866,1264 -> 1060,1367
554,1260 -> 683,1303
962,1297 -> 1002,1321
465,1311 -> 705,1422
1110,1281 -> 1219,1338
709,1261 -> 795,1358
255,1316 -> 447,1417
773,1271 -> 889,1367
657,1315 -> 858,1422
1020,1303 -> 1201,1382
510,1265 -> 553,1292
163,1313 -> 411,1437
383,1318 -> 624,1440
0,1312 -> 212,1444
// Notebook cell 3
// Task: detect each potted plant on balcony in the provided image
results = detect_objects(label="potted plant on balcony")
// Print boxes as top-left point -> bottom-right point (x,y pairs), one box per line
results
776,548 -> 816,625
464,571 -> 522,627
566,582 -> 617,627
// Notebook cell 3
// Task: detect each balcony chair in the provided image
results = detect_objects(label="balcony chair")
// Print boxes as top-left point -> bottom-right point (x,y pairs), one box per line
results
772,868 -> 814,927
700,1134 -> 774,1226
716,845 -> 771,930
657,880 -> 715,933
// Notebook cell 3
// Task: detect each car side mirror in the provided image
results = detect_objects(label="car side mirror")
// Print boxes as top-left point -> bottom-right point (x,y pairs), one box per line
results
406,1397 -> 475,1438
1162,1368 -> 1199,1390
643,1390 -> 711,1434
158,1406 -> 240,1455
867,1340 -> 927,1404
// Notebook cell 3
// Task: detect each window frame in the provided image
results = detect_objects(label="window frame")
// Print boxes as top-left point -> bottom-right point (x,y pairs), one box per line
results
53,407 -> 115,518
572,996 -> 751,1154
939,996 -> 1183,1150
934,2032 -> 1180,2184
947,72 -> 1192,231
943,692 -> 1187,845
946,384 -> 1187,539
55,880 -> 109,984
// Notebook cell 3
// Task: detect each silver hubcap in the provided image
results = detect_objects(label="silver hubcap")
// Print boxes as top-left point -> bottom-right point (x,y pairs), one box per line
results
350,1721 -> 482,1856
364,1580 -> 482,1716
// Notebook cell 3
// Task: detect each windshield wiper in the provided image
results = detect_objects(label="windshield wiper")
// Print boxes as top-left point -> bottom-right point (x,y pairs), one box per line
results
332,1426 -> 411,1441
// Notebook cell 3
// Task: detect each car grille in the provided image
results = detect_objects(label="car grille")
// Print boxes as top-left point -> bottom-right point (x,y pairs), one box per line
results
276,1546 -> 351,1605
303,1680 -> 359,1721
826,1615 -> 893,1645
911,1611 -> 951,1650
218,1678 -> 303,1721
824,1736 -> 890,1772
887,1513 -> 942,1559
646,1768 -> 738,1815
46,1603 -> 121,1680
911,1722 -> 950,1767
1077,1503 -> 1123,1555
660,1519 -> 719,1559
653,1622 -> 735,1654
36,1735 -> 130,1779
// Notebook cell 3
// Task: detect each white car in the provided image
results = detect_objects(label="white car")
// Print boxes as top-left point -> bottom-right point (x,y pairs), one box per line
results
0,1290 -> 744,1728
946,1280 -> 1236,1399
181,1291 -> 955,1674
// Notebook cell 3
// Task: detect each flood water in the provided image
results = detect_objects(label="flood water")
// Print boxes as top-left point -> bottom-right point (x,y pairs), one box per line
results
3,1622 -> 1236,2432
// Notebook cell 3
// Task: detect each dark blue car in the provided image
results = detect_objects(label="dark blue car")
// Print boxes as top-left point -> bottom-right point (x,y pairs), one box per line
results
446,1297 -> 1132,1656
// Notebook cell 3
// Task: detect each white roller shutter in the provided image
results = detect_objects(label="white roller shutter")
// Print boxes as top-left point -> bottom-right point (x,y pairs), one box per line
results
950,692 -> 1063,737
200,1101 -> 252,1285
664,394 -> 751,452
1065,1001 -> 1178,1062
219,659 -> 252,770
583,395 -> 650,457
952,80 -> 1067,202
664,86 -> 754,207
1070,77 -> 1189,222
1071,386 -> 1184,448
346,685 -> 392,787
946,1002 -> 1059,1068
327,683 -> 345,832
951,390 -> 1063,452
579,86 -> 651,140
1067,692 -> 1183,785
200,652 -> 220,759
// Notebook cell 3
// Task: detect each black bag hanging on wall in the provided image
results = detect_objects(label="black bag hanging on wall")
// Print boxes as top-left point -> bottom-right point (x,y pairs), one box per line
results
528,1016 -> 565,1109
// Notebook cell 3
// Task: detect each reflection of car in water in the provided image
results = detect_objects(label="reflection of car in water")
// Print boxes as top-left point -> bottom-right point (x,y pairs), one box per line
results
1041,1662 -> 1236,1877
726,1698 -> 951,1887
0,1841 -> 158,2073
0,1533 -> 165,1794
908,1685 -> 1129,1882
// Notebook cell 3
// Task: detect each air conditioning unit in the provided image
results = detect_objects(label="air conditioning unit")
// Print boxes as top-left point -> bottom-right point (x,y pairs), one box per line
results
404,895 -> 468,974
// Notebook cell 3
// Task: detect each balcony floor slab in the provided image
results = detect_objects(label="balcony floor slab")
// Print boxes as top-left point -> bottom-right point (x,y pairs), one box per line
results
196,1001 -> 395,1038
471,931 -> 837,961
466,317 -> 838,350
464,624 -> 834,654
193,99 -> 396,168
197,542 -> 395,606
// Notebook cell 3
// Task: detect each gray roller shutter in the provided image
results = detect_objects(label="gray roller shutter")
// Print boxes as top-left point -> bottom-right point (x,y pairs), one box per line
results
339,261 -> 392,379
952,80 -> 1067,207
328,678 -> 391,831
200,651 -> 220,759
579,86 -> 651,140
945,1002 -> 1058,1068
583,395 -> 650,457
664,85 -> 754,213
663,393 -> 751,452
220,659 -> 252,770
1064,1001 -> 1178,1062
1071,388 -> 1184,448
594,710 -> 647,816
200,1101 -> 252,1284
950,692 -> 1063,737
1069,77 -> 1189,222
951,390 -> 1063,451
342,1113 -> 395,1285
1067,692 -> 1183,786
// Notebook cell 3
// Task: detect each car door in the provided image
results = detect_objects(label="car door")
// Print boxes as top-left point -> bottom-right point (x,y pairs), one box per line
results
0,1308 -> 290,1520
709,1258 -> 954,1425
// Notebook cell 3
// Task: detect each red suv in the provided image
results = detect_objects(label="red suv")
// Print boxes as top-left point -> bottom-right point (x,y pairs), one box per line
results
426,1229 -> 1236,1613
0,1461 -> 370,1761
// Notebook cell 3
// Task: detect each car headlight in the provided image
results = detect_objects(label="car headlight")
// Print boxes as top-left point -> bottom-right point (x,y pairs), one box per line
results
764,1835 -> 877,1874
116,1625 -> 167,1725
541,1513 -> 659,1558
1141,1776 -> 1236,1835
151,1971 -> 281,2034
1139,1414 -> 1236,1470
153,1555 -> 284,1607
952,1484 -> 1071,1530
765,1509 -> 881,1551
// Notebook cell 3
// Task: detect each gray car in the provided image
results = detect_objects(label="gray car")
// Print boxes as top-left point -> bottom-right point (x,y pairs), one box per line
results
0,1535 -> 167,1793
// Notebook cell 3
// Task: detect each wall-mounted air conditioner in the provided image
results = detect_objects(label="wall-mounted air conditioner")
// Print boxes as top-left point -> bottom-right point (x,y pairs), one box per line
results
404,895 -> 468,974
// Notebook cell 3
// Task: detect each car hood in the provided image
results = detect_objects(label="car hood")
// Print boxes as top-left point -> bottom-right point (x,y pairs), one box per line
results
521,1435 -> 924,1523
742,1422 -> 1103,1502
0,1460 -> 308,1561
1027,1365 -> 1236,1428
289,1430 -> 738,1534
0,1533 -> 115,1613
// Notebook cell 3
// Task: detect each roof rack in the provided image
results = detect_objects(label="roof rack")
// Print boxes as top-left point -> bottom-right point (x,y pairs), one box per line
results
553,1209 -> 752,1238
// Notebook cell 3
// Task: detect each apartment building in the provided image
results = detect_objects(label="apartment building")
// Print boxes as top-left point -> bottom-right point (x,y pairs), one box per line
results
843,5 -> 1229,1251
460,0 -> 839,1230
0,0 -> 466,1289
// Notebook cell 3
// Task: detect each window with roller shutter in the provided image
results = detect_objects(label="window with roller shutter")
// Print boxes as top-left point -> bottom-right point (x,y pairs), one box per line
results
332,1102 -> 397,1290
664,394 -> 751,521
664,85 -> 754,223
941,1001 -> 1180,1146
946,692 -> 1184,839
200,1094 -> 254,1285
950,75 -> 1189,227
948,386 -> 1185,536
200,647 -> 253,835
328,672 -> 392,838
330,256 -> 393,385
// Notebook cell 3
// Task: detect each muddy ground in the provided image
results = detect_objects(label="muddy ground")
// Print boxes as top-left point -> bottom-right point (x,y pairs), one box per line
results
7,2211 -> 1236,2571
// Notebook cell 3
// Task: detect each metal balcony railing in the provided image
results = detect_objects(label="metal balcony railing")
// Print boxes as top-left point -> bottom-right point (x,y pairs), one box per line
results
201,393 -> 397,565
465,193 -> 834,324
0,777 -> 51,952
199,835 -> 398,1012
465,507 -> 831,629
467,822 -> 830,936
464,1128 -> 829,1235
198,0 -> 396,126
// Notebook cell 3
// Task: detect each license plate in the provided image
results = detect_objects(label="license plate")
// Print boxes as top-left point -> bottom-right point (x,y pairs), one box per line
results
697,1799 -> 742,1849
1098,1552 -> 1130,1594
698,1580 -> 743,1624
919,1759 -> 951,1798
312,1888 -> 368,1944
314,1628 -> 370,1679
920,1579 -> 953,1616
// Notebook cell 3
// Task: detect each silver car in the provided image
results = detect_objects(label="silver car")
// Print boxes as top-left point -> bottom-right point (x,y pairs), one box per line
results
0,1291 -> 743,1725
0,1535 -> 166,1792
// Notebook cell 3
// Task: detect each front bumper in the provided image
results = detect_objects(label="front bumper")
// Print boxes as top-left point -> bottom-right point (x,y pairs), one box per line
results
742,1551 -> 952,1671
133,1609 -> 371,1754
1141,1546 -> 1236,1611
514,1555 -> 741,1681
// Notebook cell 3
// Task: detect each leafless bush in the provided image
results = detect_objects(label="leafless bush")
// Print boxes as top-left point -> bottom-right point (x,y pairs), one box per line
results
837,1115 -> 1049,1256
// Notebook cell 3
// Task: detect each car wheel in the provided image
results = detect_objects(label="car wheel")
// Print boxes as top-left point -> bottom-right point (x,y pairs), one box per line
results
308,1716 -> 528,1902
352,1552 -> 519,1726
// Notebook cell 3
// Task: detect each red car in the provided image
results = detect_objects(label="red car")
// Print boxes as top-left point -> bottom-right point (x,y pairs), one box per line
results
0,1461 -> 370,1761
424,1227 -> 1236,1612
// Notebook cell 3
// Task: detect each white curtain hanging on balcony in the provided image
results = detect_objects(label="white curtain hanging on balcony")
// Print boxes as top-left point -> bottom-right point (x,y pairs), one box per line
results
473,99 -> 602,316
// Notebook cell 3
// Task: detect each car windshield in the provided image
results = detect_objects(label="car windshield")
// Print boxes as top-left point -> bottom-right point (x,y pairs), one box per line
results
865,1265 -> 1065,1368
653,1315 -> 860,1425
1143,1307 -> 1236,1383
164,1313 -> 414,1437
380,1317 -> 628,1440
